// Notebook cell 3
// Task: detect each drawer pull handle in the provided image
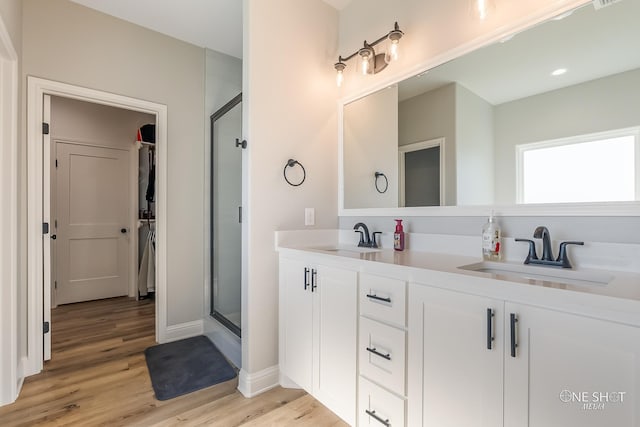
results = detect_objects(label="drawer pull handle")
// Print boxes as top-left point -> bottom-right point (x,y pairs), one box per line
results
365,409 -> 390,427
510,313 -> 518,358
311,269 -> 317,292
366,347 -> 391,361
486,308 -> 495,350
304,267 -> 310,291
366,293 -> 391,303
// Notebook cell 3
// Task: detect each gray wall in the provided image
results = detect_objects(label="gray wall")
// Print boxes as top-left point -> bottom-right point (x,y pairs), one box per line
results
243,0 -> 339,377
344,85 -> 398,208
456,84 -> 494,205
399,83 -> 456,204
22,0 -> 205,326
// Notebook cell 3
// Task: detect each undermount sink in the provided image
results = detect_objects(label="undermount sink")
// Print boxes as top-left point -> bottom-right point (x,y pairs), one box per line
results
458,261 -> 613,287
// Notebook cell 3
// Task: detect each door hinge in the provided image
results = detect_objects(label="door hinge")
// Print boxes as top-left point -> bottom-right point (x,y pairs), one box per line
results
43,222 -> 49,234
43,321 -> 50,334
42,122 -> 50,135
55,159 -> 58,168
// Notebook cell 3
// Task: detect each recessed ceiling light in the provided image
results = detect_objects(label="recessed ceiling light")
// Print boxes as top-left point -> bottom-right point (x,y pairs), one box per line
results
551,68 -> 568,76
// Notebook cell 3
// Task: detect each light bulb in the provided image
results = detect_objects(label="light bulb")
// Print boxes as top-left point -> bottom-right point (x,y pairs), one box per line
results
385,40 -> 400,63
385,26 -> 403,64
361,56 -> 369,75
336,69 -> 344,87
334,61 -> 346,87
469,0 -> 496,21
358,46 -> 374,75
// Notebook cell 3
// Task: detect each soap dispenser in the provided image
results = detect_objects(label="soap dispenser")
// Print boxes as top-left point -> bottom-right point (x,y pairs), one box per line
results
482,211 -> 501,261
394,219 -> 405,251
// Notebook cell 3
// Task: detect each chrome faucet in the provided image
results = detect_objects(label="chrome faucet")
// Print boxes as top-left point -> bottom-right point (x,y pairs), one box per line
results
516,226 -> 584,268
353,222 -> 381,248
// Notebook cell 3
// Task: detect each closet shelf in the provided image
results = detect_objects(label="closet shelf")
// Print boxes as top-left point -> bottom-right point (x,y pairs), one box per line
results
137,218 -> 156,228
135,140 -> 156,149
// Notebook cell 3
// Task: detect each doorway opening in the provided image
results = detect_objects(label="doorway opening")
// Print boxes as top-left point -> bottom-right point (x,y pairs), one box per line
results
26,77 -> 168,377
399,137 -> 445,207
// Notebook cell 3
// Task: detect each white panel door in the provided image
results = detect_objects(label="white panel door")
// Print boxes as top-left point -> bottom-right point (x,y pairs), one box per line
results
408,284 -> 504,427
504,303 -> 640,427
55,142 -> 129,304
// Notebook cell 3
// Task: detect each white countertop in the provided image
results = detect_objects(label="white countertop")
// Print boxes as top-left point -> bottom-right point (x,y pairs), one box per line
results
276,230 -> 640,326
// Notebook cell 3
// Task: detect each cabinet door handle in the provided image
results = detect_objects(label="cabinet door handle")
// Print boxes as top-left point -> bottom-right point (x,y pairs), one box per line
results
311,269 -> 317,292
304,268 -> 310,291
510,313 -> 518,358
487,308 -> 495,350
366,347 -> 391,361
366,293 -> 391,303
365,409 -> 390,427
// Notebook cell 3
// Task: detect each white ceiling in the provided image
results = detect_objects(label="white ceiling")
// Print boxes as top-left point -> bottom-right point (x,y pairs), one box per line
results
70,0 -> 243,58
398,0 -> 640,104
71,0 -> 352,59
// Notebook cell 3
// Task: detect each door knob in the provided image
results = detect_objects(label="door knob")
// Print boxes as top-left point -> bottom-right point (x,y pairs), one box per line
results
51,234 -> 57,240
121,228 -> 128,234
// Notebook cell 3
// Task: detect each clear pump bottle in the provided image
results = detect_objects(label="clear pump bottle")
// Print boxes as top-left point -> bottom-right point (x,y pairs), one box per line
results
482,211 -> 501,261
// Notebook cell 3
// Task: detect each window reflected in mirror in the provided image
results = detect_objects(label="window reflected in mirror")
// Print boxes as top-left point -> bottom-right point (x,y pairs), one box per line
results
517,128 -> 638,204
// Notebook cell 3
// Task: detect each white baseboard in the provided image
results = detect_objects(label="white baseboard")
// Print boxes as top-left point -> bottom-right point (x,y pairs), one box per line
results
163,320 -> 204,343
237,365 -> 279,398
279,372 -> 302,390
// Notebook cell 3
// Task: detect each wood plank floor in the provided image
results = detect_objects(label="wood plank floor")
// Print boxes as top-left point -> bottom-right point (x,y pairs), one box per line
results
0,297 -> 348,426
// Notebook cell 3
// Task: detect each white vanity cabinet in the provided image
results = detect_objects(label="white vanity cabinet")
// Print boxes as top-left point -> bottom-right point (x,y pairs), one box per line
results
407,284 -> 504,427
504,302 -> 640,427
408,283 -> 640,427
358,273 -> 408,427
278,256 -> 358,425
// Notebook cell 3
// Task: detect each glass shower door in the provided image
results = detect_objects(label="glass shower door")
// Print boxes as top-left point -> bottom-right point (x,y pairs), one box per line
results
211,94 -> 242,337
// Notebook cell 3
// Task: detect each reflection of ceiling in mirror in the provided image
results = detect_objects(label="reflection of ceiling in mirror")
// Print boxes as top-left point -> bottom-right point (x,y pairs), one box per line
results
398,0 -> 640,104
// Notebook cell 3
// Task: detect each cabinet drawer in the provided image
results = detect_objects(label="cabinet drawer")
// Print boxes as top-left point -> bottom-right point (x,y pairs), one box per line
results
360,274 -> 406,327
359,317 -> 406,396
358,376 -> 405,427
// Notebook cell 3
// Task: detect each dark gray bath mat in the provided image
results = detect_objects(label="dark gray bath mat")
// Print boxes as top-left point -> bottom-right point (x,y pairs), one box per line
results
144,335 -> 237,401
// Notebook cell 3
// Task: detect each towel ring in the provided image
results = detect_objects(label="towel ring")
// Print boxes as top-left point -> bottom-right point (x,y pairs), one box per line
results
374,172 -> 388,193
284,159 -> 306,187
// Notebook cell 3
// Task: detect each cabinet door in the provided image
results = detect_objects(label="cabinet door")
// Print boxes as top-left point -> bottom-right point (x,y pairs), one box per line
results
313,265 -> 358,425
505,303 -> 640,427
408,284 -> 504,427
279,257 -> 313,392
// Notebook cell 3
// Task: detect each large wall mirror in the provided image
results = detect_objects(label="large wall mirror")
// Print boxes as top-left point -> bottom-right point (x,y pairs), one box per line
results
341,0 -> 640,213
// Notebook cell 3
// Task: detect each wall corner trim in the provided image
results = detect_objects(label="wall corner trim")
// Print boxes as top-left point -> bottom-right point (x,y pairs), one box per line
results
237,366 -> 279,398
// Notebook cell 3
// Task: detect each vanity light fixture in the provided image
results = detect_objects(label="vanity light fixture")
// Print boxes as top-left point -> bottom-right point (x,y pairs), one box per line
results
469,0 -> 496,21
334,22 -> 404,87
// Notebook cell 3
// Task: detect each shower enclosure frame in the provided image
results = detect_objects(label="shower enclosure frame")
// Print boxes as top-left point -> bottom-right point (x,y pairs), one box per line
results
210,93 -> 242,338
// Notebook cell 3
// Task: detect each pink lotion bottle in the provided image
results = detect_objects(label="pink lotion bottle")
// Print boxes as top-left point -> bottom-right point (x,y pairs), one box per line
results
394,219 -> 405,251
